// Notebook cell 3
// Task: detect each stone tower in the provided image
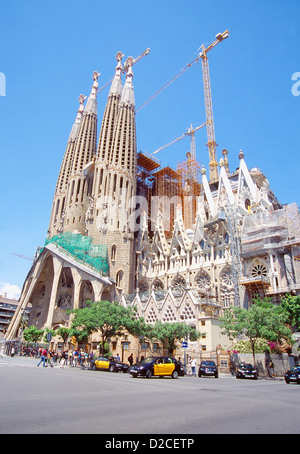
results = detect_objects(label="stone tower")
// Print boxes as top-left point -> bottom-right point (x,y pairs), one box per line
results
63,71 -> 99,235
89,56 -> 137,294
48,94 -> 85,237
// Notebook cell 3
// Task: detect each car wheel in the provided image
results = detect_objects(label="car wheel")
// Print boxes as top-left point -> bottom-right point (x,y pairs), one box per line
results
92,364 -> 96,371
198,373 -> 202,377
109,365 -> 115,372
172,370 -> 179,379
285,378 -> 290,384
146,370 -> 152,379
215,374 -> 218,378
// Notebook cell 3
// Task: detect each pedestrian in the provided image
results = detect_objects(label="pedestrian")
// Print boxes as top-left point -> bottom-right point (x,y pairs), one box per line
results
60,351 -> 67,368
115,353 -> 120,362
269,360 -> 275,378
128,353 -> 134,366
191,357 -> 197,376
73,350 -> 79,367
37,348 -> 47,367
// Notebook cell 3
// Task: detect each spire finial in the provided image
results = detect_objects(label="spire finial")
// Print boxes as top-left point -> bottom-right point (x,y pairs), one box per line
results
85,71 -> 100,115
239,149 -> 244,160
109,52 -> 124,97
68,94 -> 85,141
120,57 -> 135,107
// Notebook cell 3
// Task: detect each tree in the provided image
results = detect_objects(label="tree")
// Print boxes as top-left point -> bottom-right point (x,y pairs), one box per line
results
23,326 -> 44,344
152,321 -> 200,355
219,298 -> 292,364
56,327 -> 71,348
280,294 -> 300,331
69,300 -> 142,355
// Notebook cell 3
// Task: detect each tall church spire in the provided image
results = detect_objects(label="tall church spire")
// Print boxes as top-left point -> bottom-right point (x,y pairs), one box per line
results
63,71 -> 99,235
90,57 -> 138,294
96,52 -> 123,164
48,94 -> 85,237
110,56 -> 136,177
91,52 -> 124,204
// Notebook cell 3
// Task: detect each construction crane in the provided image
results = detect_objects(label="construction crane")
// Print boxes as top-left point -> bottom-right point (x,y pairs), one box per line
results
12,253 -> 33,261
153,122 -> 206,157
198,30 -> 229,182
136,53 -> 201,114
136,31 -> 229,182
97,48 -> 150,94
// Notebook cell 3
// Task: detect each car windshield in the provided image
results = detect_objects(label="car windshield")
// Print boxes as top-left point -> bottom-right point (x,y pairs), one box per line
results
140,357 -> 157,364
293,366 -> 300,371
202,361 -> 215,366
240,363 -> 253,369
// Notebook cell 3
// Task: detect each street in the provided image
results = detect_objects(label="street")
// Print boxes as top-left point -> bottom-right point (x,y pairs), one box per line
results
0,355 -> 299,435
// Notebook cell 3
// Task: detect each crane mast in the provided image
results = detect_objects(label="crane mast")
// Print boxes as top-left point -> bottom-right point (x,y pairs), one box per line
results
199,30 -> 229,182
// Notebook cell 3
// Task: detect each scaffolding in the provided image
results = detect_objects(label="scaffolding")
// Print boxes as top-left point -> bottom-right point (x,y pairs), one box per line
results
241,203 -> 300,257
45,232 -> 109,275
152,166 -> 181,237
176,153 -> 202,230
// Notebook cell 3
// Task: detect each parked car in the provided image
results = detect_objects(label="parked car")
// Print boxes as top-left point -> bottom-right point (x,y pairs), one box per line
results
236,363 -> 258,380
284,365 -> 300,384
90,356 -> 129,373
198,360 -> 218,378
129,356 -> 183,379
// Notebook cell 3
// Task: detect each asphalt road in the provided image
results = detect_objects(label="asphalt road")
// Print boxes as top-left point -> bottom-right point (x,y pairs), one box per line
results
0,355 -> 299,435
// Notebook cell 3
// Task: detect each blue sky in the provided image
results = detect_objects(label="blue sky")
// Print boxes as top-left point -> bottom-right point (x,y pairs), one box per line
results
0,0 -> 299,298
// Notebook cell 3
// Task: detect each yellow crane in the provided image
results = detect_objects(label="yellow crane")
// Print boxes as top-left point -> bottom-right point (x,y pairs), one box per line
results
136,31 -> 229,183
198,30 -> 229,182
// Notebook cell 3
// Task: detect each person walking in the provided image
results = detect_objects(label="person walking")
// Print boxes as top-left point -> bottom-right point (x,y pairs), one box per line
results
191,357 -> 197,376
128,353 -> 134,366
269,360 -> 275,378
37,348 -> 47,367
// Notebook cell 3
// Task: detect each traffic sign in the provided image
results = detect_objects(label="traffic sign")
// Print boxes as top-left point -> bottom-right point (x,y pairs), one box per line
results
182,341 -> 188,348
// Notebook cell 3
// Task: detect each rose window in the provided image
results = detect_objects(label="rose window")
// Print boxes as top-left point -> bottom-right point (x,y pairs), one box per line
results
251,263 -> 268,279
195,272 -> 210,289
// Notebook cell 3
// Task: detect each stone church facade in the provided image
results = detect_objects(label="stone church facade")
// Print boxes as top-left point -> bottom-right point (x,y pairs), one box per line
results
6,52 -> 300,361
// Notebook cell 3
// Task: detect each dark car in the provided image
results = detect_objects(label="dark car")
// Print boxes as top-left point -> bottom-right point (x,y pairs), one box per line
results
236,362 -> 258,380
90,356 -> 129,373
129,356 -> 183,379
198,360 -> 218,378
285,365 -> 300,384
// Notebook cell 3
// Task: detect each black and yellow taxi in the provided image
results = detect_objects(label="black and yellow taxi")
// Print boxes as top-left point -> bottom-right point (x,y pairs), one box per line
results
129,356 -> 183,379
90,356 -> 129,373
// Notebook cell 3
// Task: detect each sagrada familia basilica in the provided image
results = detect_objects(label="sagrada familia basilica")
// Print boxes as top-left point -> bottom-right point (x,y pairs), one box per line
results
6,48 -> 300,358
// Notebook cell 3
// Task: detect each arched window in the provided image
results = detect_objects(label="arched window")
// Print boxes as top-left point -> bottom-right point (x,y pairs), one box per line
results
111,244 -> 116,261
116,270 -> 123,288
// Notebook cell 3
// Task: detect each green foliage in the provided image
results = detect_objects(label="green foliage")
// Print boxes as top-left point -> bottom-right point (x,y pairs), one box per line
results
43,328 -> 56,342
219,297 -> 292,364
56,327 -> 71,342
152,321 -> 200,355
280,294 -> 300,330
232,339 -> 270,354
23,325 -> 44,343
69,300 -> 145,353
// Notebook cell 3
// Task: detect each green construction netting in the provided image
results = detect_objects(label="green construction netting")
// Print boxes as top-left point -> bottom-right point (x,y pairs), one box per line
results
45,232 -> 108,276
